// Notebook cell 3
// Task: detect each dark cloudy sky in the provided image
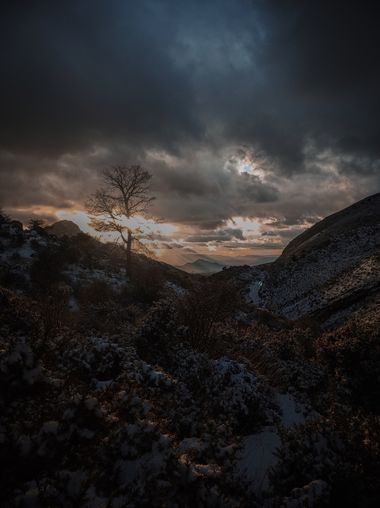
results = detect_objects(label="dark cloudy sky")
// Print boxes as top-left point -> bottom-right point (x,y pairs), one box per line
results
1,0 -> 379,264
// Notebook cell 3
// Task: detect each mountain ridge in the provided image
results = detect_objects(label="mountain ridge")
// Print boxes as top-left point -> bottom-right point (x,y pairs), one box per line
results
280,192 -> 380,261
216,193 -> 380,326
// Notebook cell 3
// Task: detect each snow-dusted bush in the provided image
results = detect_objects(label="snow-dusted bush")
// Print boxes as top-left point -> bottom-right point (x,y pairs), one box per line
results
135,295 -> 182,363
0,289 -> 43,396
0,335 -> 42,394
269,419 -> 339,498
236,324 -> 327,399
316,313 -> 380,412
270,408 -> 380,507
168,346 -> 276,435
173,279 -> 242,354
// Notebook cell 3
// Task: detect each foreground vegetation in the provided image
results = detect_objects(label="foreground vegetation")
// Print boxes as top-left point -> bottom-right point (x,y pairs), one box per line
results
0,214 -> 379,507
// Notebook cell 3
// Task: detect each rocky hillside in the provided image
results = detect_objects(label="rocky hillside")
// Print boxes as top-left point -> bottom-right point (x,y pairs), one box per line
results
0,216 -> 190,306
225,193 -> 380,326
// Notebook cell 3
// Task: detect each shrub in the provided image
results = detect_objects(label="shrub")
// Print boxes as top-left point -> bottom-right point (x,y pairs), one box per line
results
127,259 -> 164,304
316,315 -> 380,412
270,410 -> 380,507
176,279 -> 242,354
30,247 -> 66,294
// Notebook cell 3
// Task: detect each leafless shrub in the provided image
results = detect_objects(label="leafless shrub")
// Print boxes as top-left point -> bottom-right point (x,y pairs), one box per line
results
176,279 -> 243,354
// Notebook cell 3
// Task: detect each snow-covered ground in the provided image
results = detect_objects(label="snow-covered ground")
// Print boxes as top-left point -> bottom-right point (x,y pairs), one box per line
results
0,222 -> 129,299
235,428 -> 281,492
234,391 -> 318,493
64,265 -> 127,291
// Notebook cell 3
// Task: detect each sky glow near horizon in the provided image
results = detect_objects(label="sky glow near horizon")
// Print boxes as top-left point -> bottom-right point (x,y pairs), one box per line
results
55,208 -> 281,265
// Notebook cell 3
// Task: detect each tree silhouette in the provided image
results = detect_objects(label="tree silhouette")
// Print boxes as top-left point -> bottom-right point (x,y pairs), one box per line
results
87,165 -> 154,276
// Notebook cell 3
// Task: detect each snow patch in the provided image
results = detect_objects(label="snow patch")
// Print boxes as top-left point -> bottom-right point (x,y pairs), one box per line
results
235,427 -> 281,492
276,393 -> 307,428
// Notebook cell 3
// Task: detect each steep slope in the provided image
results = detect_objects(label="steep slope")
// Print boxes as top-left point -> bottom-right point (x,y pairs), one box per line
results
225,193 -> 380,324
280,193 -> 379,261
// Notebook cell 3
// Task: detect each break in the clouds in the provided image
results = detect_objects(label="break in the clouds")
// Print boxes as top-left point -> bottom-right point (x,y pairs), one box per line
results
1,1 -> 379,262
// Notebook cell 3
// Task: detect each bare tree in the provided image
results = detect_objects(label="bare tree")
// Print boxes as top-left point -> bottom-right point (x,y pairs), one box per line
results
86,165 -> 154,276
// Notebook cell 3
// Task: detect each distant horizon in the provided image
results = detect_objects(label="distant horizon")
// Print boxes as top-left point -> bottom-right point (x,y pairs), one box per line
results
5,191 -> 377,269
6,211 -> 281,269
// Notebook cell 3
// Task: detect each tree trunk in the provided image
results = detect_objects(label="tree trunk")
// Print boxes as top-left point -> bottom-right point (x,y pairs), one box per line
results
126,230 -> 132,277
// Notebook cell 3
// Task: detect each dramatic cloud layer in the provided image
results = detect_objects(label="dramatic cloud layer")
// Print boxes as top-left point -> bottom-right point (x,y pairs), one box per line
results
1,1 -> 379,262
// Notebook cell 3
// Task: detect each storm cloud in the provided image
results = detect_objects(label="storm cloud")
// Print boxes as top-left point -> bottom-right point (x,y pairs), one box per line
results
1,0 -> 379,252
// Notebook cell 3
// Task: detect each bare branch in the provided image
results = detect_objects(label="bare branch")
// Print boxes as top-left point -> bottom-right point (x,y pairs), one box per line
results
86,165 -> 155,274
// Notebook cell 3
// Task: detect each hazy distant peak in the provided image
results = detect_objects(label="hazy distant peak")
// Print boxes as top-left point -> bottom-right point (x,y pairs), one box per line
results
180,258 -> 224,274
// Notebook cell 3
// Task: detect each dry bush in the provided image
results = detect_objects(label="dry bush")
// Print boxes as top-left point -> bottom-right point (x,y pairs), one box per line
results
176,279 -> 243,354
36,288 -> 71,350
30,247 -> 66,294
270,409 -> 380,507
77,280 -> 116,307
76,280 -> 131,333
316,312 -> 380,413
135,296 -> 180,364
231,322 -> 326,395
127,259 -> 165,304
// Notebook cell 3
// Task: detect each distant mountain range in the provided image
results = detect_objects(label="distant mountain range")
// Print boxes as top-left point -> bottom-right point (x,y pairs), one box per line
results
45,221 -> 278,274
178,254 -> 278,274
179,258 -> 225,274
